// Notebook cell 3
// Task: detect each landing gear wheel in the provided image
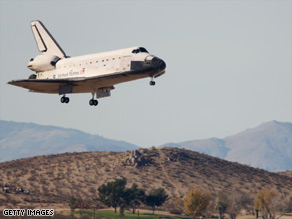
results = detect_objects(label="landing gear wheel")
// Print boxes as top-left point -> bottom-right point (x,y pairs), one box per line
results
89,99 -> 98,106
61,96 -> 70,104
150,81 -> 156,86
65,97 -> 69,103
61,96 -> 65,103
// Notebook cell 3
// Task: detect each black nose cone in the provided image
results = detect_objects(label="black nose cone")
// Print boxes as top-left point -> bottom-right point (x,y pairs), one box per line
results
152,57 -> 166,71
159,59 -> 166,71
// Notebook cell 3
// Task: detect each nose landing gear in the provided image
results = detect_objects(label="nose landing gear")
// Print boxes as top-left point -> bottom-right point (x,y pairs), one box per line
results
60,95 -> 69,104
89,99 -> 98,106
150,77 -> 156,86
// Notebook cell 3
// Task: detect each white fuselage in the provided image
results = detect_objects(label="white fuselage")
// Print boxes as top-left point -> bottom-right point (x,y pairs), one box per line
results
35,47 -> 151,80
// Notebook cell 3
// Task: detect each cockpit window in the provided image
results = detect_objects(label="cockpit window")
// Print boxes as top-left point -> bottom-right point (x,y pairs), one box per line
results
132,49 -> 139,54
139,47 -> 148,53
132,47 -> 149,54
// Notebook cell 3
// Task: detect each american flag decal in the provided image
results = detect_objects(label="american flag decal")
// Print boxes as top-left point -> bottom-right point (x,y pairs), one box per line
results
80,68 -> 85,75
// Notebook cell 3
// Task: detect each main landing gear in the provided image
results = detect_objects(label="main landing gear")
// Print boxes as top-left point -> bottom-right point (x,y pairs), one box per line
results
60,95 -> 69,104
89,91 -> 98,106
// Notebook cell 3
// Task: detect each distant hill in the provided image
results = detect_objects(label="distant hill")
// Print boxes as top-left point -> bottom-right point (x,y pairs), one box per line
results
161,121 -> 292,172
1,120 -> 292,172
0,148 -> 291,210
0,120 -> 139,162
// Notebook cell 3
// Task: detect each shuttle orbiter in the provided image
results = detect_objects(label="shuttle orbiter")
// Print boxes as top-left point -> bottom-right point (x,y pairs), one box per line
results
8,20 -> 166,106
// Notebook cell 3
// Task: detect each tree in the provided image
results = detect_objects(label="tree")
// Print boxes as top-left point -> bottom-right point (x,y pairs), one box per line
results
145,188 -> 168,214
285,197 -> 292,213
274,196 -> 292,219
169,198 -> 184,214
184,187 -> 211,219
124,183 -> 145,214
98,178 -> 127,213
74,198 -> 91,215
225,192 -> 248,219
69,196 -> 77,215
215,201 -> 228,219
254,188 -> 279,219
216,190 -> 249,219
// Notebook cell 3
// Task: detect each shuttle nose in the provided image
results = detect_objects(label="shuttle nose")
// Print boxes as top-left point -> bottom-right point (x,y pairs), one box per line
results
158,59 -> 166,71
152,57 -> 166,71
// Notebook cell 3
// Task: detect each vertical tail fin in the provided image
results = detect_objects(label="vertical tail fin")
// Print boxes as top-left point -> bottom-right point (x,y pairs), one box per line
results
31,20 -> 66,58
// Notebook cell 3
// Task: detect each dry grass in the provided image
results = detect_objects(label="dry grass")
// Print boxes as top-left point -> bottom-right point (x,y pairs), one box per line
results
0,147 -> 291,210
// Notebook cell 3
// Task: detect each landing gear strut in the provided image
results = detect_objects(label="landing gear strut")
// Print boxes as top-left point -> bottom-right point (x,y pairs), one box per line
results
60,95 -> 69,104
89,91 -> 98,106
150,77 -> 156,86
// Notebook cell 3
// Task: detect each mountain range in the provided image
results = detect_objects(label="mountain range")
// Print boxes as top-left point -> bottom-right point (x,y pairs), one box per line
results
0,120 -> 291,172
0,120 -> 139,162
161,121 -> 292,172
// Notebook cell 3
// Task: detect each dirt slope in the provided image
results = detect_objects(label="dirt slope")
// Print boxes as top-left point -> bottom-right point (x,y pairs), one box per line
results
0,147 -> 291,209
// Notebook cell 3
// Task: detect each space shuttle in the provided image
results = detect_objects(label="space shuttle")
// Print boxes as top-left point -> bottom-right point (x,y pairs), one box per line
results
8,20 -> 166,106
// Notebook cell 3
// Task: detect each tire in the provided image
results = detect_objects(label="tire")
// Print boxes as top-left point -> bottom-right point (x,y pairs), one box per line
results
61,96 -> 65,103
150,81 -> 155,86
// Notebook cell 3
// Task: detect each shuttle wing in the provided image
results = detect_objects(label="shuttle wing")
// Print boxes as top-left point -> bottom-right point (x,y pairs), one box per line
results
7,71 -> 144,94
8,79 -> 70,94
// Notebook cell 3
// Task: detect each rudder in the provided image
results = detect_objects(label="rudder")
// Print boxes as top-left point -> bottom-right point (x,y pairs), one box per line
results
31,20 -> 66,58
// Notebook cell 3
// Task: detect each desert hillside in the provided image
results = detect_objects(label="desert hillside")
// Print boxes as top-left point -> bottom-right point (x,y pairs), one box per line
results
0,147 -> 291,210
279,171 -> 292,178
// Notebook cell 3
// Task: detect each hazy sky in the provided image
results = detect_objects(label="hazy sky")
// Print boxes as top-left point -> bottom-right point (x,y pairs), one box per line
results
0,0 -> 291,147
